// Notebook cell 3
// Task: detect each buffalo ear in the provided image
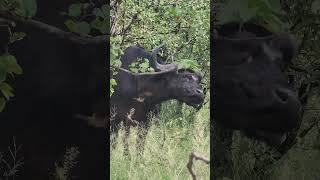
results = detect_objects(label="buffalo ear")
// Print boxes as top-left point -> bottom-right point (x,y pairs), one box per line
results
270,33 -> 297,69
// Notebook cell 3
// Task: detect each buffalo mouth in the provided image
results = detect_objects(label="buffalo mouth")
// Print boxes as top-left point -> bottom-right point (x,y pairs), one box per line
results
74,112 -> 106,128
185,95 -> 205,108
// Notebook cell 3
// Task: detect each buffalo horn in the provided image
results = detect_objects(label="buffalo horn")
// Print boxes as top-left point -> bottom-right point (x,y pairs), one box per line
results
150,44 -> 177,72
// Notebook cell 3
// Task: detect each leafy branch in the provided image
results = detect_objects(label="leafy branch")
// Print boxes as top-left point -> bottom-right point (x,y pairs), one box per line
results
217,0 -> 288,32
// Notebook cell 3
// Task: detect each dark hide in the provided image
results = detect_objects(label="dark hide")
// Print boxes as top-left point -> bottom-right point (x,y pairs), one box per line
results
0,1 -> 107,179
215,24 -> 301,146
110,46 -> 205,155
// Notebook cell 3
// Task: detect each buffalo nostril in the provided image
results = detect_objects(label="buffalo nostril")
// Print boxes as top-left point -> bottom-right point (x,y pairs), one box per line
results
274,88 -> 289,103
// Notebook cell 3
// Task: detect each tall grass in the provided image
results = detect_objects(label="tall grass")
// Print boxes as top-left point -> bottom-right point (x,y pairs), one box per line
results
110,96 -> 210,180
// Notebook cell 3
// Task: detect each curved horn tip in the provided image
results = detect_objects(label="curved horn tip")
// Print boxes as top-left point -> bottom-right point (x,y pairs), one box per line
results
152,43 -> 165,53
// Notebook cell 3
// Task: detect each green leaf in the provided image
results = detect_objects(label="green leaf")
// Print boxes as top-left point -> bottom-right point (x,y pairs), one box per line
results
110,79 -> 117,86
76,21 -> 91,35
16,0 -> 37,17
130,67 -> 139,73
0,54 -> 23,75
65,20 -> 91,35
110,78 -> 117,97
90,18 -> 108,34
148,67 -> 155,72
178,59 -> 200,71
24,0 -> 37,17
10,32 -> 26,43
65,20 -> 78,33
0,82 -> 14,100
139,61 -> 149,71
68,3 -> 82,17
0,97 -> 5,112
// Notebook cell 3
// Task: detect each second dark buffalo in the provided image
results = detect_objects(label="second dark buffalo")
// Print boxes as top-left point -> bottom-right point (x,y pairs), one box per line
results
110,44 -> 205,155
215,24 -> 302,146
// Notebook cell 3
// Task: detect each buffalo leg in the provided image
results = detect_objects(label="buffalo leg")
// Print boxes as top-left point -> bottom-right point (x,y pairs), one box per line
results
123,122 -> 131,157
136,121 -> 150,156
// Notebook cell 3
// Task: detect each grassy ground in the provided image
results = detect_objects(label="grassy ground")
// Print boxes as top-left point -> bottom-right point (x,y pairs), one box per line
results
110,96 -> 210,180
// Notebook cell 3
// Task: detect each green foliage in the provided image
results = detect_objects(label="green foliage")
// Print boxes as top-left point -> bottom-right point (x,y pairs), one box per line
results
0,82 -> 14,100
65,20 -> 91,35
217,0 -> 287,32
109,79 -> 117,97
10,32 -> 26,43
0,0 -> 37,18
129,58 -> 155,73
0,54 -> 23,77
0,1 -> 27,112
178,58 -> 200,72
0,54 -> 23,112
63,3 -> 109,35
110,37 -> 123,97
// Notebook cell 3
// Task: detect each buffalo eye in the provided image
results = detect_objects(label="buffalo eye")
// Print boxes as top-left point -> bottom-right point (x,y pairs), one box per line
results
239,55 -> 253,64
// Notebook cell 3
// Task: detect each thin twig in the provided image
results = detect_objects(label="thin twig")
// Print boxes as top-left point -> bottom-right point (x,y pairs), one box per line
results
187,151 -> 210,180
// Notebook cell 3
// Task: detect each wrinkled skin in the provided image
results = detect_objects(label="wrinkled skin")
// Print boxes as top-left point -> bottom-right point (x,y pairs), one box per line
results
110,46 -> 205,155
215,24 -> 301,146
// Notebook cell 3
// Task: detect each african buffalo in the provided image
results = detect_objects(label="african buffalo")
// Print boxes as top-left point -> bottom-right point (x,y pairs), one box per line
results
215,23 -> 301,146
0,19 -> 107,180
110,44 -> 205,155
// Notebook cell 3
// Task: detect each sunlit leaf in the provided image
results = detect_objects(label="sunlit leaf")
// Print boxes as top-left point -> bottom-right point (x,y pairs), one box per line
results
0,82 -> 14,100
10,32 -> 26,43
68,3 -> 82,17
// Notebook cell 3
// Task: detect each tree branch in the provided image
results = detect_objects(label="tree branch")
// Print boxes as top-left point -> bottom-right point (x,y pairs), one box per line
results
0,11 -> 109,46
187,151 -> 210,180
299,120 -> 319,138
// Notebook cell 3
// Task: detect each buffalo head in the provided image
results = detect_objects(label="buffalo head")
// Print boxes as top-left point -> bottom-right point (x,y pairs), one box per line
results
113,44 -> 205,108
215,24 -> 302,146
